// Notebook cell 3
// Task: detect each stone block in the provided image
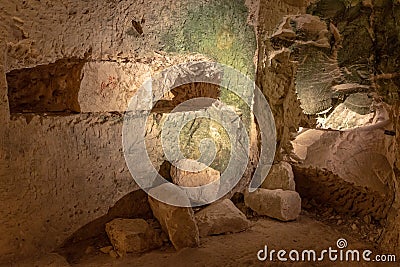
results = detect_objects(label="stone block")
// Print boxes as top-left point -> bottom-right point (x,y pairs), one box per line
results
195,199 -> 250,237
105,218 -> 162,255
244,189 -> 301,221
148,184 -> 200,250
261,161 -> 295,191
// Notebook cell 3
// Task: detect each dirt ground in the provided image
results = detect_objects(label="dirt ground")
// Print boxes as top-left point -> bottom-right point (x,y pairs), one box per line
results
70,214 -> 395,267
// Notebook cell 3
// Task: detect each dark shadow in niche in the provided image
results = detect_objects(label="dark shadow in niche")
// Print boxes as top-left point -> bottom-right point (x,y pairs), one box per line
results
152,82 -> 220,113
56,189 -> 153,264
158,160 -> 172,183
6,59 -> 85,115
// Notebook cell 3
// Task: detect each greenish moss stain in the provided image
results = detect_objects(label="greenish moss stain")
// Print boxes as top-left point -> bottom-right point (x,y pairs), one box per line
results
161,0 -> 256,171
162,0 -> 256,106
309,0 -> 400,103
178,118 -> 232,172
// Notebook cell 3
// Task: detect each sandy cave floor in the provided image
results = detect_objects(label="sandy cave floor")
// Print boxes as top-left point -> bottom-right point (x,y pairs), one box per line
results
69,214 -> 394,267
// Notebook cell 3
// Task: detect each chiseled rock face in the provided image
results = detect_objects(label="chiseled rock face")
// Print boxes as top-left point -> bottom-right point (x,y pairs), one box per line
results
244,189 -> 301,221
0,0 -> 259,261
148,184 -> 200,250
105,218 -> 162,255
170,160 -> 221,187
271,14 -> 339,115
261,161 -> 295,191
170,159 -> 220,203
195,199 -> 250,237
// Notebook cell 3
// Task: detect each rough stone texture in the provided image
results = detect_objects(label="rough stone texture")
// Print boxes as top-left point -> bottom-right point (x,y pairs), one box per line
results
244,189 -> 301,221
305,0 -> 397,202
382,103 -> 400,255
6,54 -> 214,115
269,10 -> 375,119
3,0 -> 398,261
170,159 -> 220,203
0,0 -> 259,262
309,0 -> 374,86
163,0 -> 258,127
291,123 -> 397,250
195,199 -> 250,237
294,45 -> 337,115
0,104 -> 251,263
7,59 -> 84,113
301,0 -> 377,123
374,0 -> 400,255
56,189 -> 153,263
271,14 -> 341,115
259,0 -> 380,153
79,60 -> 190,113
2,0 -> 205,70
361,1 -> 400,256
145,103 -> 251,175
79,61 -> 149,113
256,0 -> 312,160
291,127 -> 394,221
261,161 -> 295,191
171,160 -> 221,186
322,103 -> 375,130
0,112 -> 138,262
148,184 -> 200,250
0,0 -> 397,263
293,165 -> 392,221
99,246 -> 113,254
298,129 -> 392,194
105,218 -> 162,255
267,0 -> 400,255
371,0 -> 400,104
343,93 -> 373,115
0,110 -> 215,261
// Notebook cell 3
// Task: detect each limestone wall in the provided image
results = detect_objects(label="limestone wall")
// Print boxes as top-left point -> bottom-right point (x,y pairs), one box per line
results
256,0 -> 314,160
256,0 -> 400,255
0,0 -> 259,262
382,104 -> 400,255
2,0 -> 398,261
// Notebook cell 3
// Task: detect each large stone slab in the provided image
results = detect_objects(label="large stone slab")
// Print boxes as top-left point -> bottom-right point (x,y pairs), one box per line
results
148,184 -> 200,250
78,61 -> 150,113
170,159 -> 220,203
105,218 -> 162,255
244,189 -> 301,221
195,199 -> 250,237
78,55 -> 214,113
261,161 -> 295,191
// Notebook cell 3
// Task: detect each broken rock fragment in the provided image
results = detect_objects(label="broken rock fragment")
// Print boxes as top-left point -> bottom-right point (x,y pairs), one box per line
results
261,161 -> 296,191
99,246 -> 113,254
244,189 -> 301,221
105,218 -> 162,255
148,183 -> 200,250
195,199 -> 250,237
170,159 -> 220,203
